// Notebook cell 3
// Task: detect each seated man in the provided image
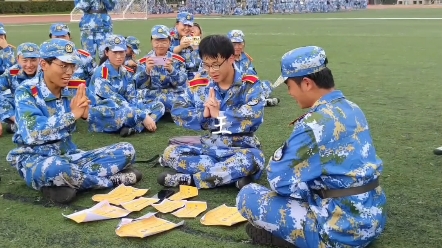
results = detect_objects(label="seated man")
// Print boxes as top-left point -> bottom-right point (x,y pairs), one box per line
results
236,46 -> 387,248
0,23 -> 16,76
158,35 -> 266,190
0,42 -> 40,135
6,39 -> 142,204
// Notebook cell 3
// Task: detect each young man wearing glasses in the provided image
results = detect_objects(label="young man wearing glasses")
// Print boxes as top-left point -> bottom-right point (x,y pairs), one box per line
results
157,35 -> 266,190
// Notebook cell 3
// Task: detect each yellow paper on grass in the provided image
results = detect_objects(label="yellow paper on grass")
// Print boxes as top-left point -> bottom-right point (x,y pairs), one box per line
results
63,200 -> 131,223
171,201 -> 207,218
200,204 -> 247,226
152,199 -> 186,213
116,212 -> 184,238
92,184 -> 148,205
121,197 -> 160,212
168,185 -> 198,201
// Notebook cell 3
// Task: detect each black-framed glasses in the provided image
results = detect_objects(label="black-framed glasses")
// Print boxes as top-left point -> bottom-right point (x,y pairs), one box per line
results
202,58 -> 227,71
52,61 -> 78,72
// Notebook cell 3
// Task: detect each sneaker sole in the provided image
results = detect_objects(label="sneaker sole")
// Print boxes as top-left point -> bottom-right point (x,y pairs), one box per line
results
246,223 -> 297,248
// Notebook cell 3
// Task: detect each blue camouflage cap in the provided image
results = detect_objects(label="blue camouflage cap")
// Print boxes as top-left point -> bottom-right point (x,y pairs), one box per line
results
227,30 -> 244,43
125,36 -> 140,55
105,34 -> 127,52
281,46 -> 327,80
177,12 -> 194,26
151,25 -> 170,39
17,42 -> 40,58
50,23 -> 70,36
40,39 -> 81,64
0,23 -> 6,35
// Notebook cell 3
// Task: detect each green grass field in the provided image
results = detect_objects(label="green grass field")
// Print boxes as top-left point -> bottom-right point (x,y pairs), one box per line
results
1,8 -> 442,248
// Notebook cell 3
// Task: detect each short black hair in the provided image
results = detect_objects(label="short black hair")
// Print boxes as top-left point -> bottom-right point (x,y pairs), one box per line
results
199,35 -> 234,60
288,58 -> 334,89
49,32 -> 71,39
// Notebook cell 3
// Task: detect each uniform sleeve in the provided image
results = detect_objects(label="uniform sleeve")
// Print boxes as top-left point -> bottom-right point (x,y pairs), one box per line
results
14,86 -> 76,145
0,72 -> 15,121
222,81 -> 265,133
92,76 -> 131,107
132,64 -> 151,89
74,0 -> 90,11
0,47 -> 15,73
171,87 -> 214,131
246,61 -> 258,75
101,0 -> 116,10
169,61 -> 187,88
266,125 -> 321,198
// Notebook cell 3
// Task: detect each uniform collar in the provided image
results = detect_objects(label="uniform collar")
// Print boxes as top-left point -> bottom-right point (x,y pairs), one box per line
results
310,90 -> 345,111
104,60 -> 125,78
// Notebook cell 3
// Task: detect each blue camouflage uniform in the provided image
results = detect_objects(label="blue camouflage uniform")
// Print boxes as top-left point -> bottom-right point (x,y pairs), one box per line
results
169,12 -> 201,81
87,35 -> 165,134
49,23 -> 97,86
123,36 -> 140,77
133,25 -> 187,112
0,23 -> 16,76
74,0 -> 115,59
237,46 -> 387,248
227,30 -> 277,106
6,39 -> 136,191
0,43 -> 40,129
161,71 -> 266,189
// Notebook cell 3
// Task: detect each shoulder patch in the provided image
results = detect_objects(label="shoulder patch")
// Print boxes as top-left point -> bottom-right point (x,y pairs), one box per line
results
31,86 -> 38,97
68,80 -> 86,89
172,54 -> 185,63
272,142 -> 287,161
188,78 -> 209,88
242,75 -> 259,84
77,49 -> 90,57
245,52 -> 253,62
138,57 -> 147,64
123,65 -> 134,73
101,67 -> 109,80
9,69 -> 20,76
288,112 -> 308,126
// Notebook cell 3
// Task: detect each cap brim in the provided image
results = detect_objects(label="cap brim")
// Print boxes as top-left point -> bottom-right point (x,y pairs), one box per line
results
0,31 -> 6,35
52,31 -> 68,36
21,53 -> 40,58
133,49 -> 140,55
230,38 -> 244,43
282,77 -> 288,81
110,45 -> 127,52
152,34 -> 169,39
182,21 -> 194,26
57,54 -> 81,64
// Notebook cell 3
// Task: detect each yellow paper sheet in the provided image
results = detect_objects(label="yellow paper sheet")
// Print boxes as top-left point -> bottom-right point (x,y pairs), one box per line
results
171,201 -> 207,218
116,212 -> 184,238
92,185 -> 148,205
121,197 -> 160,212
168,185 -> 198,201
200,204 -> 247,226
63,200 -> 131,223
151,199 -> 185,213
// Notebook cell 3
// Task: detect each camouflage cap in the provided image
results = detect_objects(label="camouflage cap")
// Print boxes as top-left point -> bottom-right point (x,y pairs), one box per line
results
40,38 -> 80,64
280,46 -> 327,80
105,34 -> 127,52
227,30 -> 244,43
125,36 -> 141,55
151,25 -> 170,39
17,42 -> 40,58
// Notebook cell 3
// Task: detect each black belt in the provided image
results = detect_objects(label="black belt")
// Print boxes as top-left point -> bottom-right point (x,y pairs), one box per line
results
210,131 -> 254,137
313,178 -> 380,198
18,139 -> 61,148
86,9 -> 108,14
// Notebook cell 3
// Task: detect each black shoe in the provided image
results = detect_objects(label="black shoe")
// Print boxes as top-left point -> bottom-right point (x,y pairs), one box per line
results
6,123 -> 16,134
120,127 -> 136,137
235,176 -> 253,190
157,171 -> 193,187
41,186 -> 77,204
246,223 -> 297,248
434,146 -> 442,155
109,168 -> 142,186
266,98 -> 280,107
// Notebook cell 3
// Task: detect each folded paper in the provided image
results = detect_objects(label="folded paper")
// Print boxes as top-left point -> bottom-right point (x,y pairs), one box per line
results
121,197 -> 160,212
152,199 -> 185,213
171,201 -> 207,218
63,200 -> 131,223
168,185 -> 198,201
92,185 -> 148,205
116,212 -> 184,238
200,204 -> 247,226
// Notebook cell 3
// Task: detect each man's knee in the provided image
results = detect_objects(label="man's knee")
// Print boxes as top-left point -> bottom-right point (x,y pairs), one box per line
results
163,144 -> 179,162
115,142 -> 136,161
